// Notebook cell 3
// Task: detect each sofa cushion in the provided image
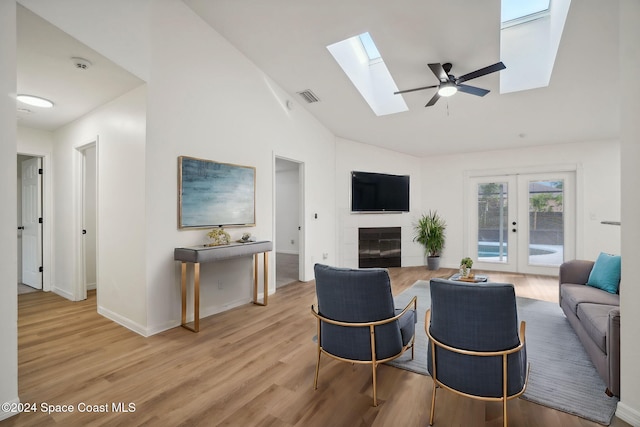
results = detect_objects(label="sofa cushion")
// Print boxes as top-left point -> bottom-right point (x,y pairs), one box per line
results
587,252 -> 621,294
576,303 -> 616,354
560,283 -> 620,316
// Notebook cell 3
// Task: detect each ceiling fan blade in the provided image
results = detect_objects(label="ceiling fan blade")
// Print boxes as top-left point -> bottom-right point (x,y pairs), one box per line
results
428,63 -> 448,82
394,84 -> 438,95
456,84 -> 490,97
425,92 -> 440,107
456,62 -> 506,84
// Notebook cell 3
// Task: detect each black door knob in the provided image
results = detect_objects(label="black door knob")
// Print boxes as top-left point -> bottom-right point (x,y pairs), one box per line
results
512,228 -> 517,232
512,221 -> 517,225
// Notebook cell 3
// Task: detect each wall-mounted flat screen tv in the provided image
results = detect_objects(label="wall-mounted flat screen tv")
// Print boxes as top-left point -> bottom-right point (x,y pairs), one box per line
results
351,171 -> 410,213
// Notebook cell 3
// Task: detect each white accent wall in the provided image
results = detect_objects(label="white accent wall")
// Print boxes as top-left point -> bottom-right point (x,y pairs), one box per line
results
421,140 -> 621,270
0,0 -> 19,421
335,137 -> 423,268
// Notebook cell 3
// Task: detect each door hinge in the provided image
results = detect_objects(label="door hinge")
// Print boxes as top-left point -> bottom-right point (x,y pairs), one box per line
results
39,217 -> 43,224
39,266 -> 43,273
38,168 -> 43,175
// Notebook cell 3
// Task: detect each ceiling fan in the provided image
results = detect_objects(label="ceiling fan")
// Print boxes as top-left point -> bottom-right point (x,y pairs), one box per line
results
394,61 -> 506,107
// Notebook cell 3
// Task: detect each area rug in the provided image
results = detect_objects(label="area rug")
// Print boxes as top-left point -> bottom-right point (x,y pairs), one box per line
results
388,280 -> 619,425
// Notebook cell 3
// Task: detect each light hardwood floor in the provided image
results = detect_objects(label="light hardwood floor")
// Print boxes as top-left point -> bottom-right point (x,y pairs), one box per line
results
3,267 -> 630,427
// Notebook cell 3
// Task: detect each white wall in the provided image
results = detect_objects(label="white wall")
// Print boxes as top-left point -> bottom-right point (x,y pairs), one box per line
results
617,0 -> 640,423
421,140 -> 621,270
276,165 -> 300,254
144,0 -> 337,333
336,137 -> 423,268
0,0 -> 19,421
52,85 -> 147,332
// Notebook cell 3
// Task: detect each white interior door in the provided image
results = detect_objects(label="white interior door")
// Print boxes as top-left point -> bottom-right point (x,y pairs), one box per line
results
468,171 -> 575,275
21,157 -> 42,289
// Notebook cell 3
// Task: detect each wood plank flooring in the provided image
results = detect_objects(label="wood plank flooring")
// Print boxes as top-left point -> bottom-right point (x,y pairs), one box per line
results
3,267 -> 631,427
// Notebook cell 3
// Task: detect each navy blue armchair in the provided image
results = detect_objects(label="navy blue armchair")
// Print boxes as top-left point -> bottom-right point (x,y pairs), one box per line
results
426,278 -> 528,426
311,264 -> 417,406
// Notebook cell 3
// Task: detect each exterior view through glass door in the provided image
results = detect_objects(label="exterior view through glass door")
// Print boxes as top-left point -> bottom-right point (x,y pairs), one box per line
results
469,172 -> 575,275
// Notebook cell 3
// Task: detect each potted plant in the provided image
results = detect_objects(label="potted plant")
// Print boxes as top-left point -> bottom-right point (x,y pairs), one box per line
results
460,257 -> 473,278
414,210 -> 446,270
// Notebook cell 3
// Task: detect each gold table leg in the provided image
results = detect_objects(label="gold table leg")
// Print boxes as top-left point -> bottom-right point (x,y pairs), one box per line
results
181,262 -> 200,332
253,251 -> 269,306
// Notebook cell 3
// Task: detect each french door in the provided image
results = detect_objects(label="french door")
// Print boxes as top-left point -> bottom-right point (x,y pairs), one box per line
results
468,172 -> 575,275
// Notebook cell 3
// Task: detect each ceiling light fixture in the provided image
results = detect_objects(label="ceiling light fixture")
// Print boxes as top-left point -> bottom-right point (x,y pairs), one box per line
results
17,94 -> 54,108
437,82 -> 458,97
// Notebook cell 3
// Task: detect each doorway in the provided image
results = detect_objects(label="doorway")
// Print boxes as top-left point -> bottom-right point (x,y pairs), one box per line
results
275,157 -> 305,287
17,155 -> 42,293
75,142 -> 98,300
467,171 -> 576,275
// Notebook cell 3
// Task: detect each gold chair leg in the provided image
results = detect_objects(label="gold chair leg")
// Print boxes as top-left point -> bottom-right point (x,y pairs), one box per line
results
314,319 -> 321,390
429,378 -> 436,426
314,349 -> 321,390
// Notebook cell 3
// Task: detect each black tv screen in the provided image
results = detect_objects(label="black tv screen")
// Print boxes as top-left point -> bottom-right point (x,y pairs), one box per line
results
351,171 -> 410,212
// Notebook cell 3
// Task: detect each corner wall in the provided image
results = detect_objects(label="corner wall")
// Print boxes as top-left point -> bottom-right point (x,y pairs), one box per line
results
0,0 -> 19,420
617,0 -> 640,423
52,85 -> 147,332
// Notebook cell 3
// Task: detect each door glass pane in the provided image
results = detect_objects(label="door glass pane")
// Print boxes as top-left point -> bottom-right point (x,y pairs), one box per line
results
528,180 -> 564,266
477,182 -> 509,263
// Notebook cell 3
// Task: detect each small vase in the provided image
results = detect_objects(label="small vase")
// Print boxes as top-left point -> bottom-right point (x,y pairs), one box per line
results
460,266 -> 470,278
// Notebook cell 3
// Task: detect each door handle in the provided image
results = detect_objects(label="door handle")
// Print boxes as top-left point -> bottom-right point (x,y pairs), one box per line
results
82,229 -> 87,235
18,226 -> 24,230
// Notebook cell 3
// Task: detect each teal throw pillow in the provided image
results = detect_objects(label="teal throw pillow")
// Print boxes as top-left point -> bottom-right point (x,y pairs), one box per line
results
586,252 -> 621,294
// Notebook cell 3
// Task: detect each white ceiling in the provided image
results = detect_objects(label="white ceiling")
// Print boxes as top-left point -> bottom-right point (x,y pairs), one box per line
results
17,1 -> 619,158
184,0 -> 620,157
16,5 -> 143,131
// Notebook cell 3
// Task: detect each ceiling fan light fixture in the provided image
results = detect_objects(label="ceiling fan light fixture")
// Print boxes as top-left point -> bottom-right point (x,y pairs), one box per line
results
17,94 -> 54,108
438,83 -> 457,97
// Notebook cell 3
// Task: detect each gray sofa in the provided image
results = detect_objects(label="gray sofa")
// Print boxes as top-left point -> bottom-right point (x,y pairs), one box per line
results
559,260 -> 620,397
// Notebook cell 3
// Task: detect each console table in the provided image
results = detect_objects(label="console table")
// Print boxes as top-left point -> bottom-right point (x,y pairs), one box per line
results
174,240 -> 273,332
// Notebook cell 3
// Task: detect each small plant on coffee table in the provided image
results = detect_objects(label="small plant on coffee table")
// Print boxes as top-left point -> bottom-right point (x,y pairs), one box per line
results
460,257 -> 474,278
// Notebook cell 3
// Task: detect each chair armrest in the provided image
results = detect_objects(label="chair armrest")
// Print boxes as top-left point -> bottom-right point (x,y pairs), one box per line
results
311,295 -> 417,328
559,260 -> 594,285
559,260 -> 595,304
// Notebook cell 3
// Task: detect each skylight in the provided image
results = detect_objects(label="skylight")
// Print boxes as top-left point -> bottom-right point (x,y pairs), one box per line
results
500,0 -> 570,93
327,32 -> 408,116
502,0 -> 551,28
358,33 -> 381,62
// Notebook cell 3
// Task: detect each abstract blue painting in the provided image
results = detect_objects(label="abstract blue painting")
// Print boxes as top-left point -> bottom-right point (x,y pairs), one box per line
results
179,156 -> 255,228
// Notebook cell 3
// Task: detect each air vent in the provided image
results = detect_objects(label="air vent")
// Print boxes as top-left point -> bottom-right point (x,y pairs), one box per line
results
297,89 -> 320,103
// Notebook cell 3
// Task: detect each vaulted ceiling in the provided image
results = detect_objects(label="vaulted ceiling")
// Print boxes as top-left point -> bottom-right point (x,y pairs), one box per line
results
16,1 -> 619,157
184,0 -> 619,157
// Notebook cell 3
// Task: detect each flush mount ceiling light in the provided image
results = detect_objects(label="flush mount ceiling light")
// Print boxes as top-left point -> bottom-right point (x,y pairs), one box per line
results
17,94 -> 54,108
437,82 -> 458,97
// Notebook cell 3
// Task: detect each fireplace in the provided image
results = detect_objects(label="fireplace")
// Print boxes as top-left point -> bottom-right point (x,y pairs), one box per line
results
358,227 -> 401,268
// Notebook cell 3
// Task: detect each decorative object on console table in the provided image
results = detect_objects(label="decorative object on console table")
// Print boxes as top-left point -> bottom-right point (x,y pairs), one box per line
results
206,227 -> 230,246
413,210 -> 446,270
174,240 -> 273,332
460,257 -> 473,278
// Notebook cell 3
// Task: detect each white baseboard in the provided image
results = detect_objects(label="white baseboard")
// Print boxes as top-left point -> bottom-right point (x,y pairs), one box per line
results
616,401 -> 640,426
52,286 -> 74,301
86,282 -> 96,291
276,250 -> 299,255
0,397 -> 20,421
97,305 -> 148,337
